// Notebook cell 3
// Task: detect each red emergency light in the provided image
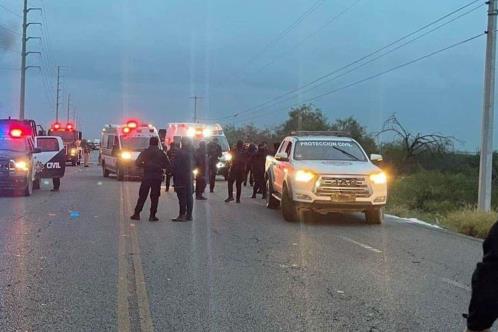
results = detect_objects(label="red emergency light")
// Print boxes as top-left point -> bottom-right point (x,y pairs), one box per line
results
122,127 -> 131,134
126,120 -> 138,129
9,128 -> 23,138
66,123 -> 74,130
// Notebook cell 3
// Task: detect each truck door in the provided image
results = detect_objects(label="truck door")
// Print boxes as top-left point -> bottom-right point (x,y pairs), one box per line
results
34,136 -> 66,179
273,140 -> 288,193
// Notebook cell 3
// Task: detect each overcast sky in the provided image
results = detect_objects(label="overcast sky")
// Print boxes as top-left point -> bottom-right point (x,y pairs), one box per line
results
0,0 -> 492,150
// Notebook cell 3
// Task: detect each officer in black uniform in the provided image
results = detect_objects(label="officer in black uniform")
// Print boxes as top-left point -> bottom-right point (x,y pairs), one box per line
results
130,137 -> 171,222
195,141 -> 208,200
165,142 -> 179,192
465,221 -> 498,332
251,143 -> 268,199
225,140 -> 246,203
171,137 -> 195,222
207,137 -> 222,193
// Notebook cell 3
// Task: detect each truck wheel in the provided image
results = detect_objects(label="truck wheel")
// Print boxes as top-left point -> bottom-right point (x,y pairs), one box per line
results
116,167 -> 124,181
102,163 -> 110,178
266,178 -> 279,209
72,160 -> 76,166
33,179 -> 40,190
282,186 -> 298,222
365,207 -> 384,225
24,176 -> 33,196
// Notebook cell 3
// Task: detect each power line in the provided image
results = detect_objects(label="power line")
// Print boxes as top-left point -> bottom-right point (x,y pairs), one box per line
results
234,32 -> 485,124
213,0 -> 485,121
235,0 -> 324,76
0,3 -> 21,18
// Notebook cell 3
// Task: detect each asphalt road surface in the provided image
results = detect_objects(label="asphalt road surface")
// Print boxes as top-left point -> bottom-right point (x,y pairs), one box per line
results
0,159 -> 484,331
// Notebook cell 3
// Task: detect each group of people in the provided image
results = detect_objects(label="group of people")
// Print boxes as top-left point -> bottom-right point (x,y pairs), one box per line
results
130,136 -> 270,222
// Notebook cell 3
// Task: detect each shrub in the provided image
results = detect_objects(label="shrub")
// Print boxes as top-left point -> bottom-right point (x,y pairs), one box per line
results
442,208 -> 497,238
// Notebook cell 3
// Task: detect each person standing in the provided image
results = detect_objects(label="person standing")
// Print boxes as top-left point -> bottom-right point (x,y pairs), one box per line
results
130,137 -> 171,222
165,142 -> 179,192
195,141 -> 208,200
225,140 -> 246,203
81,139 -> 91,167
251,143 -> 268,199
244,143 -> 257,187
207,137 -> 222,193
465,221 -> 498,332
171,137 -> 195,222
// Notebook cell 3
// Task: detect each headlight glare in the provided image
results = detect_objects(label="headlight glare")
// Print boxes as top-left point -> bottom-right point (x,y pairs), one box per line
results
370,172 -> 387,184
224,153 -> 232,161
14,160 -> 29,171
120,151 -> 132,160
295,170 -> 315,182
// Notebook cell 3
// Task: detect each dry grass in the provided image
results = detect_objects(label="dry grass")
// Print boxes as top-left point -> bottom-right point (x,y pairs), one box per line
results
441,208 -> 497,239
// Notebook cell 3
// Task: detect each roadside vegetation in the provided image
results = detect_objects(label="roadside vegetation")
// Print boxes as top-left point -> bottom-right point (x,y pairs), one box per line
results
223,104 -> 498,238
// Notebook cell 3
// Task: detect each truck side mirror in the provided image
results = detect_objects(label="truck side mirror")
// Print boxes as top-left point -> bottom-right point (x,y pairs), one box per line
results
370,154 -> 383,162
275,152 -> 289,162
33,148 -> 42,154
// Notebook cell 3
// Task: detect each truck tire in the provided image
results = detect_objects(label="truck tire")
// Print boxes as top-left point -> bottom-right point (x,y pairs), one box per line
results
266,178 -> 279,209
365,207 -> 384,225
282,186 -> 298,222
102,162 -> 110,178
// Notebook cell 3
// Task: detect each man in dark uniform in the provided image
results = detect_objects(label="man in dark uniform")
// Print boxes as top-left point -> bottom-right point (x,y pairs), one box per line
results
195,141 -> 208,200
130,137 -> 171,222
225,140 -> 246,203
244,143 -> 257,187
171,137 -> 195,221
251,143 -> 268,199
465,221 -> 498,332
207,137 -> 222,193
165,142 -> 179,192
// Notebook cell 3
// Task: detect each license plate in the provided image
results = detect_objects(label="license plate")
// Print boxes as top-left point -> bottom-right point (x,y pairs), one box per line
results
330,193 -> 356,202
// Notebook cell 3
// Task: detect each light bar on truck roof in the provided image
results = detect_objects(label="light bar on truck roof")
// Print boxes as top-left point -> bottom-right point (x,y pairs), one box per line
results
10,128 -> 23,138
291,131 -> 351,137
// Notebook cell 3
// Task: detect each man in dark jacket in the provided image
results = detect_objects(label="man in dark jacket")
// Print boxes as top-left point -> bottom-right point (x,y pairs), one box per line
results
195,141 -> 208,200
165,142 -> 179,192
171,137 -> 195,221
130,137 -> 171,222
225,140 -> 246,203
251,143 -> 268,199
244,143 -> 257,187
207,138 -> 222,192
465,221 -> 498,332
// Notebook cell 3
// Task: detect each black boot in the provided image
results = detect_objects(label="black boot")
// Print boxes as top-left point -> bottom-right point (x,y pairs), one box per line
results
149,215 -> 159,222
130,213 -> 140,221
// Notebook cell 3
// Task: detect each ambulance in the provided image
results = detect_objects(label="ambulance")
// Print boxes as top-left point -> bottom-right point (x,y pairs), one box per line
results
100,120 -> 161,181
48,122 -> 82,166
164,123 -> 231,179
0,118 -> 65,196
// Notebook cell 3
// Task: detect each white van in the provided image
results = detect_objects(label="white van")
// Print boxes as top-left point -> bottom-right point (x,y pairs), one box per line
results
164,123 -> 231,178
100,120 -> 161,181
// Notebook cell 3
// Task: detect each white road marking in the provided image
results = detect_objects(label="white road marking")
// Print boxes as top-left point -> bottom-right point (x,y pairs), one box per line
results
441,278 -> 471,292
339,236 -> 383,253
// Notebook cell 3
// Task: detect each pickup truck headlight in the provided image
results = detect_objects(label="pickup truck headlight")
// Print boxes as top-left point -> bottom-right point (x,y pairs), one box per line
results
216,162 -> 225,169
120,151 -> 132,160
193,168 -> 199,176
70,148 -> 77,156
12,160 -> 29,171
370,172 -> 387,184
224,153 -> 232,161
295,170 -> 315,182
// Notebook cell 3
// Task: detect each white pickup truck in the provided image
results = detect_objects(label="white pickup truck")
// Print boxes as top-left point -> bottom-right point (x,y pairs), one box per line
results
265,132 -> 387,224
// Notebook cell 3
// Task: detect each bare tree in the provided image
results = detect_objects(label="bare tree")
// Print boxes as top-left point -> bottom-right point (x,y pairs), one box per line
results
377,114 -> 455,162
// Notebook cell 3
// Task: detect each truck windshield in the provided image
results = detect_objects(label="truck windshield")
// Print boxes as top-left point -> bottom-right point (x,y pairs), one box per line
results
51,131 -> 78,143
294,140 -> 366,161
120,136 -> 152,151
0,138 -> 28,153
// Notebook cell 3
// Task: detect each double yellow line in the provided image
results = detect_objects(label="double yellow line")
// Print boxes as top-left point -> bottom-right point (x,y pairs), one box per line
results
118,184 -> 154,332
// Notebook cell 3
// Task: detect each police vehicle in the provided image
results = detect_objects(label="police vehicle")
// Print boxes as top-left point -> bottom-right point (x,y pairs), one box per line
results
100,120 -> 161,181
165,123 -> 231,179
48,122 -> 82,166
0,118 -> 65,196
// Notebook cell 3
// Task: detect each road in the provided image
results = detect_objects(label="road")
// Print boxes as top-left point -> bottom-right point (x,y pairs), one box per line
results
0,158 -> 484,331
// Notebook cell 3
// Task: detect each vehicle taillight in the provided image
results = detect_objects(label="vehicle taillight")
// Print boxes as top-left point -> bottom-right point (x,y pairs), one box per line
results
122,127 -> 131,134
10,128 -> 23,138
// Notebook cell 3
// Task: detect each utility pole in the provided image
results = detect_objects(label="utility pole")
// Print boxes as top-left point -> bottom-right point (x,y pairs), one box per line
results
18,0 -> 41,119
478,0 -> 498,212
66,93 -> 71,123
190,96 -> 203,123
55,66 -> 62,122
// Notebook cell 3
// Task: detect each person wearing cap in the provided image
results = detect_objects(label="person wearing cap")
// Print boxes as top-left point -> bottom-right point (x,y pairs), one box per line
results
130,136 -> 171,222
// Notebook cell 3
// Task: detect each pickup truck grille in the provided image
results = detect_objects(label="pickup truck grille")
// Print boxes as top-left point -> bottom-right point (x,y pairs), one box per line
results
316,176 -> 371,198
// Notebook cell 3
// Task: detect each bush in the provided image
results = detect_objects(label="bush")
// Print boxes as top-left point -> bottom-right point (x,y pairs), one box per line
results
442,208 -> 497,238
